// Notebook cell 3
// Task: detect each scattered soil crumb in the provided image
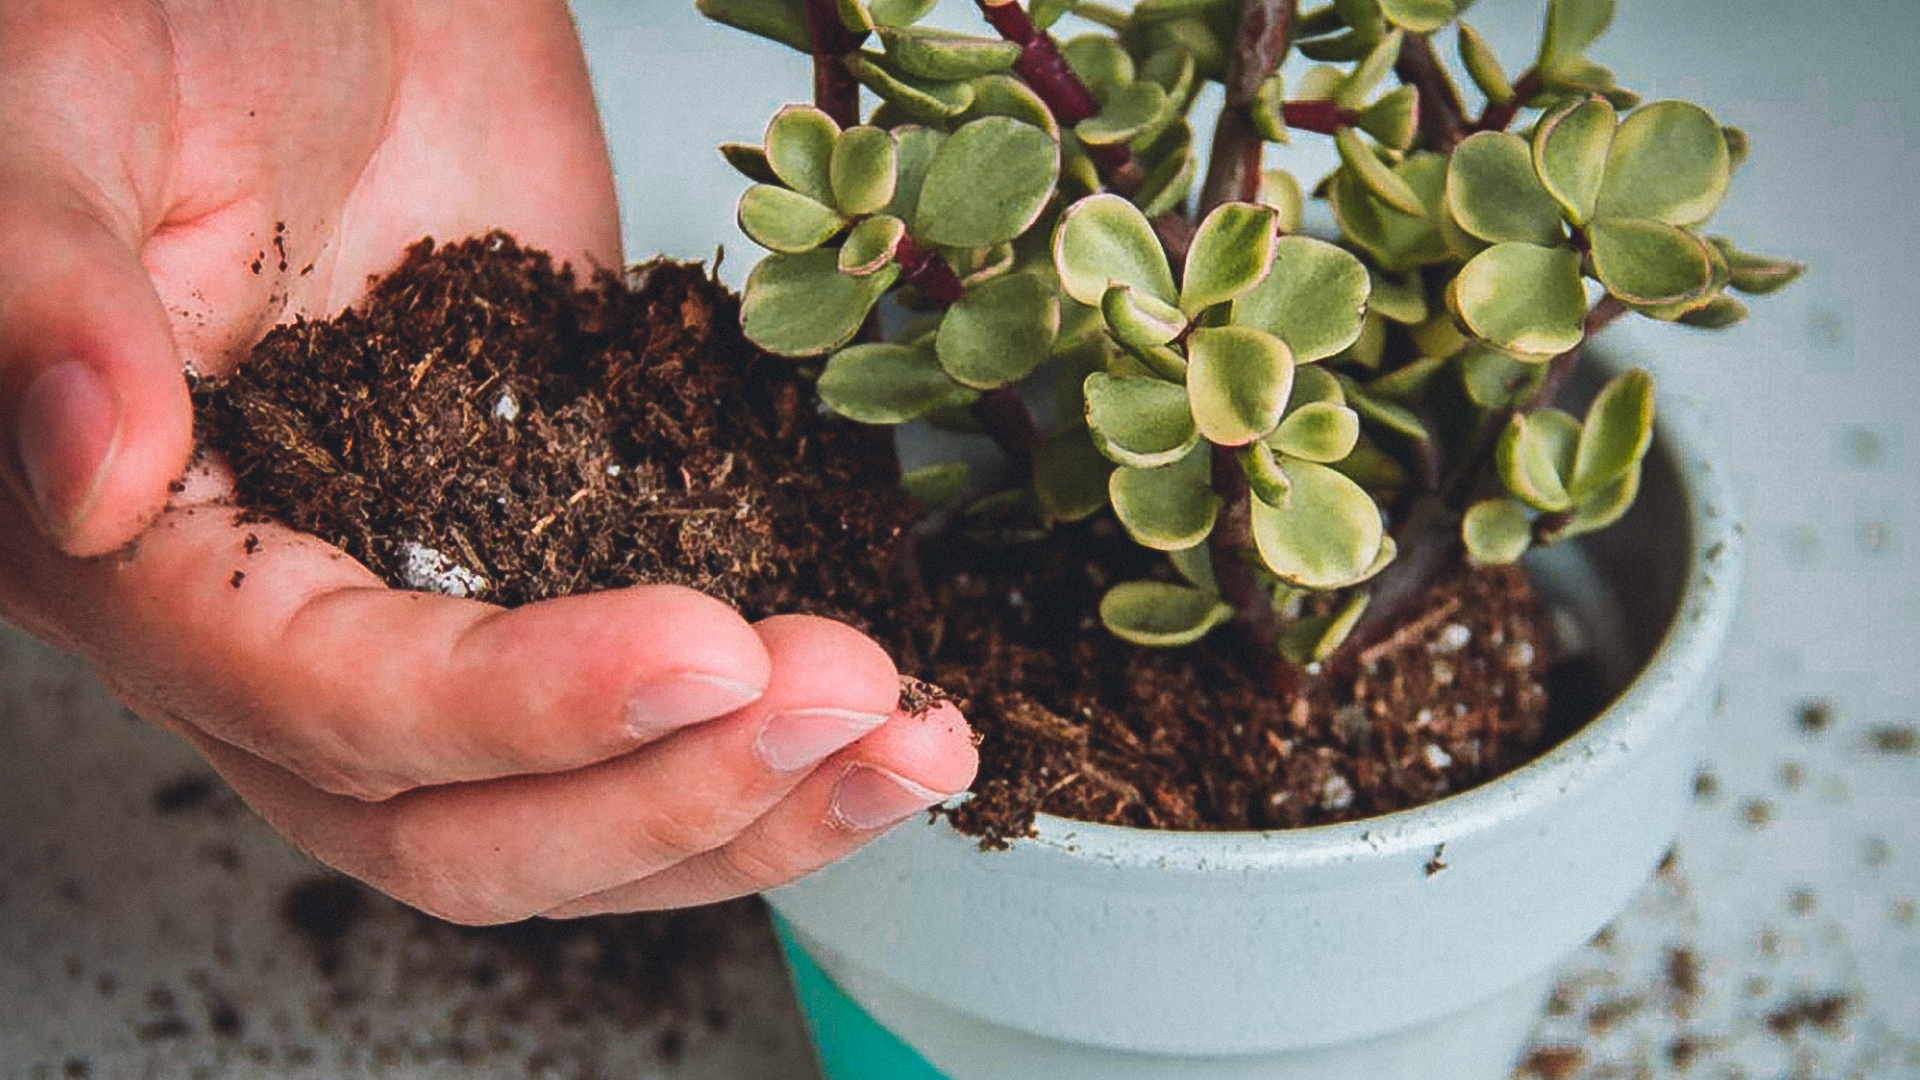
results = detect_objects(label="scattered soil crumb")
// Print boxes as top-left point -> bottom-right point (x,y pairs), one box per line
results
1787,888 -> 1817,916
1777,761 -> 1806,790
1667,1035 -> 1707,1071
1691,769 -> 1719,801
1666,946 -> 1701,1005
1585,993 -> 1645,1034
1742,799 -> 1774,828
897,676 -> 959,719
1763,993 -> 1851,1038
1518,1045 -> 1586,1080
1866,724 -> 1918,755
61,1058 -> 89,1079
152,775 -> 217,815
1588,924 -> 1617,951
1798,700 -> 1833,734
1424,843 -> 1448,877
1656,846 -> 1679,877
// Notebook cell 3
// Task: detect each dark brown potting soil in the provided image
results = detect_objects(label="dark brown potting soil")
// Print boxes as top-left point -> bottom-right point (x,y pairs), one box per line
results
193,233 -> 1558,852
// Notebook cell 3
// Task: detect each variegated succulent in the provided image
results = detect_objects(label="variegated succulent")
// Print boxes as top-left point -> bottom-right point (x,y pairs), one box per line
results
699,0 -> 1800,681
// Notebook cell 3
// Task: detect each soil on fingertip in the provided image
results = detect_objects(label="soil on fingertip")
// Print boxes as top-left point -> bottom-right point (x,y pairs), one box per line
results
193,232 -> 1560,853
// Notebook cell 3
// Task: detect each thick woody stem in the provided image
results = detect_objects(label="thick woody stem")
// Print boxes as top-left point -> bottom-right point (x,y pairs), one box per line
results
1474,69 -> 1543,135
1394,33 -> 1465,153
893,234 -> 1043,471
1198,0 -> 1296,215
1209,447 -> 1301,698
975,0 -> 1143,195
1281,99 -> 1360,134
803,0 -> 867,127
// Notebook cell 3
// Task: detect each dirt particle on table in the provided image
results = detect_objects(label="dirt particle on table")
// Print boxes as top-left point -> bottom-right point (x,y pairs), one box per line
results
1585,993 -> 1645,1034
1517,1045 -> 1586,1080
151,774 -> 219,814
1666,945 -> 1701,1006
281,876 -> 368,978
1423,843 -> 1448,877
1691,768 -> 1719,801
1787,888 -> 1818,916
1666,1035 -> 1709,1071
1866,723 -> 1918,755
1763,993 -> 1851,1038
60,1057 -> 89,1079
1741,798 -> 1774,828
1798,699 -> 1833,734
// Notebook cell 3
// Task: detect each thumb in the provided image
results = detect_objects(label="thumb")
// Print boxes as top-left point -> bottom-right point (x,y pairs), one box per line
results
0,191 -> 191,557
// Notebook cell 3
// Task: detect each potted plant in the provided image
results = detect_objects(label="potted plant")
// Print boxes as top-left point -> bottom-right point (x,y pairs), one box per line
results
692,0 -> 1800,1075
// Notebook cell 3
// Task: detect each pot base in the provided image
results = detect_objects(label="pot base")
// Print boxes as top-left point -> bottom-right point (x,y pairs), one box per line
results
776,914 -> 1553,1080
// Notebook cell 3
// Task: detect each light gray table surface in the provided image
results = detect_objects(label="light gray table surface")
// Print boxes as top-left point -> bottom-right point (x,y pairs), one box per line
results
3,1 -> 1916,1077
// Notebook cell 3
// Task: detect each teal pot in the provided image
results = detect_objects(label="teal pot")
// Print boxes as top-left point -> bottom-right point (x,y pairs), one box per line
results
768,383 -> 1742,1080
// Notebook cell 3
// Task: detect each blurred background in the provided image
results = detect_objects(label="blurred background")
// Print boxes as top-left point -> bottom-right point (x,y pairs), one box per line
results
3,0 -> 1917,1076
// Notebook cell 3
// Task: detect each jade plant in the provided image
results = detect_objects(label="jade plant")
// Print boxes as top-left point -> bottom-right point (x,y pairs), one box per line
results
699,0 -> 1800,692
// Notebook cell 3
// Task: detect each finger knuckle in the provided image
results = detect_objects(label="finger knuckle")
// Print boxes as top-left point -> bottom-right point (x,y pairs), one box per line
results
707,840 -> 801,895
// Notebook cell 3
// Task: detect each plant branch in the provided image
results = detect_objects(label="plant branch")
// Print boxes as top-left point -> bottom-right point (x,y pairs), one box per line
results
1209,446 -> 1299,698
1281,100 -> 1360,135
1394,33 -> 1465,153
803,0 -> 867,127
975,0 -> 1142,195
1473,68 -> 1543,135
1198,0 -> 1297,215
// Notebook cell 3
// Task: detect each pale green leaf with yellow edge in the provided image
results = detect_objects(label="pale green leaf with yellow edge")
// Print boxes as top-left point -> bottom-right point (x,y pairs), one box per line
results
738,185 -> 847,253
915,117 -> 1059,248
1111,445 -> 1221,551
1240,441 -> 1294,505
696,0 -> 811,52
1457,22 -> 1512,106
1250,459 -> 1387,589
1556,461 -> 1641,540
1538,0 -> 1614,71
1336,127 -> 1425,217
1103,284 -> 1187,350
1187,326 -> 1296,446
878,125 -> 944,221
1595,101 -> 1730,226
1060,33 -> 1135,102
1079,80 -> 1172,146
1463,498 -> 1533,565
1532,95 -> 1615,226
1380,0 -> 1454,33
1100,581 -> 1233,647
1181,202 -> 1280,315
1086,372 -> 1200,468
1357,86 -> 1421,152
846,53 -> 976,121
1338,28 -> 1406,108
1448,242 -> 1588,357
1053,193 -> 1178,306
839,214 -> 906,275
876,25 -> 1020,81
1709,238 -> 1805,297
1272,402 -> 1362,463
870,0 -> 936,25
720,142 -> 781,186
1497,409 -> 1580,511
937,272 -> 1061,389
1232,236 -> 1372,363
962,75 -> 1059,139
1035,425 -> 1116,523
830,126 -> 899,216
742,250 -> 897,356
1448,131 -> 1564,246
818,341 -> 977,423
765,105 -> 841,204
1587,217 -> 1715,307
1570,367 -> 1654,499
1260,169 -> 1306,233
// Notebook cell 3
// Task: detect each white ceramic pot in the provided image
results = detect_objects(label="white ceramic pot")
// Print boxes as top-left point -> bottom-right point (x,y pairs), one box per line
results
768,385 -> 1742,1080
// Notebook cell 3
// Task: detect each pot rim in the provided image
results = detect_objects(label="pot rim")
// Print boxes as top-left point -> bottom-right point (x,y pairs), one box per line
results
970,385 -> 1743,874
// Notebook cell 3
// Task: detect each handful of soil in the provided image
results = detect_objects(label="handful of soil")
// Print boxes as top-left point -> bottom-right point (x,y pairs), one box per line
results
195,233 -> 1558,848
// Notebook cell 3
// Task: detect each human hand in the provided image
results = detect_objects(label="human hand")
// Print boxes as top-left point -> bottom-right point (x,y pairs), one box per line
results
0,0 -> 977,923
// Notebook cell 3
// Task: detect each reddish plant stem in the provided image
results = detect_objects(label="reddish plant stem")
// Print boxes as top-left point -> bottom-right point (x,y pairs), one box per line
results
1281,99 -> 1360,135
1474,68 -> 1544,135
893,233 -> 1042,471
1394,33 -> 1465,153
1198,0 -> 1297,215
1209,447 -> 1301,699
974,0 -> 1142,195
802,0 -> 868,127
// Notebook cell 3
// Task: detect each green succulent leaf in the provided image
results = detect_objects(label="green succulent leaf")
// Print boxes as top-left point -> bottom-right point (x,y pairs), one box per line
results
901,462 -> 970,510
1252,74 -> 1290,143
738,185 -> 847,253
1448,131 -> 1564,246
1722,125 -> 1749,170
696,0 -> 811,53
1595,101 -> 1730,226
1532,95 -> 1616,226
1111,446 -> 1221,551
1570,367 -> 1654,500
876,25 -> 1020,81
1538,0 -> 1615,71
1457,23 -> 1513,106
1380,0 -> 1455,33
1186,326 -> 1296,446
1556,460 -> 1641,540
1232,236 -> 1373,363
720,142 -> 782,185
830,126 -> 899,216
1448,242 -> 1588,357
1339,374 -> 1432,442
1338,28 -> 1406,109
1497,408 -> 1580,511
1100,581 -> 1233,647
766,105 -> 842,204
846,53 -> 976,121
1103,284 -> 1188,350
870,0 -> 937,25
1060,33 -> 1136,103
914,117 -> 1059,249
1035,425 -> 1116,523
1136,141 -> 1200,218
837,0 -> 875,32
1279,592 -> 1372,666
818,341 -> 977,423
1460,344 -> 1540,406
1336,127 -> 1426,218
1587,217 -> 1716,307
1463,499 -> 1534,565
878,126 -> 944,221
1711,240 -> 1806,296
839,214 -> 907,275
1677,295 -> 1749,329
1272,402 -> 1362,464
937,272 -> 1062,389
1240,441 -> 1294,505
963,75 -> 1060,139
1367,269 -> 1428,325
1169,543 -> 1218,592
742,250 -> 898,356
1260,170 -> 1307,233
1250,459 -> 1388,589
1330,152 -> 1453,271
1029,0 -> 1080,30
1053,193 -> 1179,307
1079,80 -> 1172,146
1289,365 -> 1348,411
1357,86 -> 1421,152
1331,0 -> 1388,40
1181,203 -> 1281,315
1085,372 -> 1201,468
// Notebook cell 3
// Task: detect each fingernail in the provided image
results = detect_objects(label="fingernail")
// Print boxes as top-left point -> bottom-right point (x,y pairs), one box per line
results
625,671 -> 764,741
13,361 -> 122,541
755,708 -> 889,773
830,766 -> 946,831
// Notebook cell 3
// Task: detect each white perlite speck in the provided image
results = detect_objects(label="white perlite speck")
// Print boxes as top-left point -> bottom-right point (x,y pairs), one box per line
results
1317,772 -> 1355,812
492,391 -> 521,422
397,543 -> 487,599
1423,744 -> 1454,770
1435,622 -> 1473,653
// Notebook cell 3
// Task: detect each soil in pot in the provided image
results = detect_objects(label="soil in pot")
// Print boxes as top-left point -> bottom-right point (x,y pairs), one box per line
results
193,233 -> 1564,851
